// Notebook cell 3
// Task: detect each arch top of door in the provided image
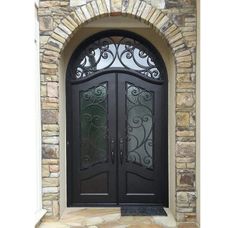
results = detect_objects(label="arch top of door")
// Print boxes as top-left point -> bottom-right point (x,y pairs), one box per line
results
42,0 -> 192,73
66,30 -> 168,84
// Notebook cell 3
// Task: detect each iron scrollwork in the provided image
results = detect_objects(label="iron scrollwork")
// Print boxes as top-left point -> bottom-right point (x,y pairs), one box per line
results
72,36 -> 162,80
80,83 -> 108,169
126,83 -> 154,169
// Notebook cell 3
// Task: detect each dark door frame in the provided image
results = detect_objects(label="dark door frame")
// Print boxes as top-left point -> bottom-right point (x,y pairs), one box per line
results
66,68 -> 168,207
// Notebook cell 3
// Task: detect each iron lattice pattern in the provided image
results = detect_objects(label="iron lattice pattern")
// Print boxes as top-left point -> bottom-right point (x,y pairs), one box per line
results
71,36 -> 163,80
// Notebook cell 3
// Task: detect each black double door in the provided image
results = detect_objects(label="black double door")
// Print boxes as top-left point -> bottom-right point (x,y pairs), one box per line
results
67,71 -> 168,206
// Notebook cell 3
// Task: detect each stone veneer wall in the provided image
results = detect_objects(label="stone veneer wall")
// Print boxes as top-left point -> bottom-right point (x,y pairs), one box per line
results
38,0 -> 198,225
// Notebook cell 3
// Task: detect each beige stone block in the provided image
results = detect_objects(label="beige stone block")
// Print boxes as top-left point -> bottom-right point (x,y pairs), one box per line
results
176,55 -> 192,63
42,145 -> 59,159
169,32 -> 183,44
164,24 -> 177,37
53,200 -> 59,216
176,130 -> 194,137
91,1 -> 100,17
149,10 -> 161,25
45,75 -> 59,82
42,200 -> 51,206
41,63 -> 57,69
154,13 -> 165,27
177,82 -> 195,89
41,68 -> 58,75
42,110 -> 58,124
42,187 -> 59,193
67,15 -> 79,28
177,170 -> 195,188
70,0 -> 86,7
155,15 -> 169,30
102,0 -> 111,13
62,18 -> 75,31
183,31 -> 197,37
126,0 -> 135,15
176,157 -> 195,163
173,44 -> 186,53
176,142 -> 196,157
39,16 -> 53,31
81,5 -> 92,21
42,55 -> 58,64
42,131 -> 59,137
44,50 -> 60,58
69,12 -> 81,26
50,165 -> 59,172
51,33 -> 65,44
187,162 -> 195,169
86,3 -> 95,18
176,162 -> 186,169
44,43 -> 61,53
75,7 -> 86,23
122,0 -> 129,13
96,0 -> 105,15
43,178 -> 59,187
177,73 -> 192,82
42,165 -> 50,177
175,49 -> 191,58
171,38 -> 185,48
166,27 -> 180,39
185,17 -> 196,23
43,193 -> 59,201
132,0 -> 141,15
50,172 -> 60,178
145,8 -> 156,22
136,1 -> 147,17
177,192 -> 188,204
43,124 -> 59,132
41,85 -> 47,97
177,207 -> 194,213
42,159 -> 59,165
176,112 -> 190,127
39,1 -> 68,8
42,102 -> 59,110
177,67 -> 193,74
48,38 -> 63,50
140,4 -> 152,21
177,93 -> 195,108
58,23 -> 72,37
47,82 -> 58,98
42,136 -> 59,144
177,62 -> 192,68
111,0 -> 122,12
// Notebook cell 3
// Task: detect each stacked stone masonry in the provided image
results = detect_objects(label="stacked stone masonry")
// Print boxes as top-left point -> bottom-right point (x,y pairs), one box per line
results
38,0 -> 197,226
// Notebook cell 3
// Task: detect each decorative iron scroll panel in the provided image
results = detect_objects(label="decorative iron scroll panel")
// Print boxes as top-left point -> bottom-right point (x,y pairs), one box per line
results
79,83 -> 108,169
70,35 -> 164,81
126,83 -> 154,169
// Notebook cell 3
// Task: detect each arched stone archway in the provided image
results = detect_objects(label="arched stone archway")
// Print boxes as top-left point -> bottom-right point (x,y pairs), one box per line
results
40,0 -> 197,225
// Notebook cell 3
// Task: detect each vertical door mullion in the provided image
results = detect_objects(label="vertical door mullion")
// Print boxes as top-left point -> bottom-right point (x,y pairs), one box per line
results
117,74 -> 126,203
108,74 -> 117,202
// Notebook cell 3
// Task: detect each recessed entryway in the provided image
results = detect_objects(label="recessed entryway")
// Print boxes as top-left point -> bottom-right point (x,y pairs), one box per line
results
66,31 -> 168,207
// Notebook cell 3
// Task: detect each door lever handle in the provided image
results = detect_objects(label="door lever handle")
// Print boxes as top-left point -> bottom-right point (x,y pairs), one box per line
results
119,138 -> 124,165
110,139 -> 115,164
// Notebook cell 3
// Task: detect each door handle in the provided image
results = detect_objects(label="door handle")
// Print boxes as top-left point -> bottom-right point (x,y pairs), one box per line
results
110,138 -> 115,164
119,138 -> 124,165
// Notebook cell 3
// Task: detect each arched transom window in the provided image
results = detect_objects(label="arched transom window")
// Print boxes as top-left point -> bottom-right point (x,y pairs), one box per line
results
68,31 -> 166,82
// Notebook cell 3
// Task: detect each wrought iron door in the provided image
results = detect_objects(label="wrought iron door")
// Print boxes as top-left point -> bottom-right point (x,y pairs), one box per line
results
66,31 -> 168,207
118,72 -> 167,205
